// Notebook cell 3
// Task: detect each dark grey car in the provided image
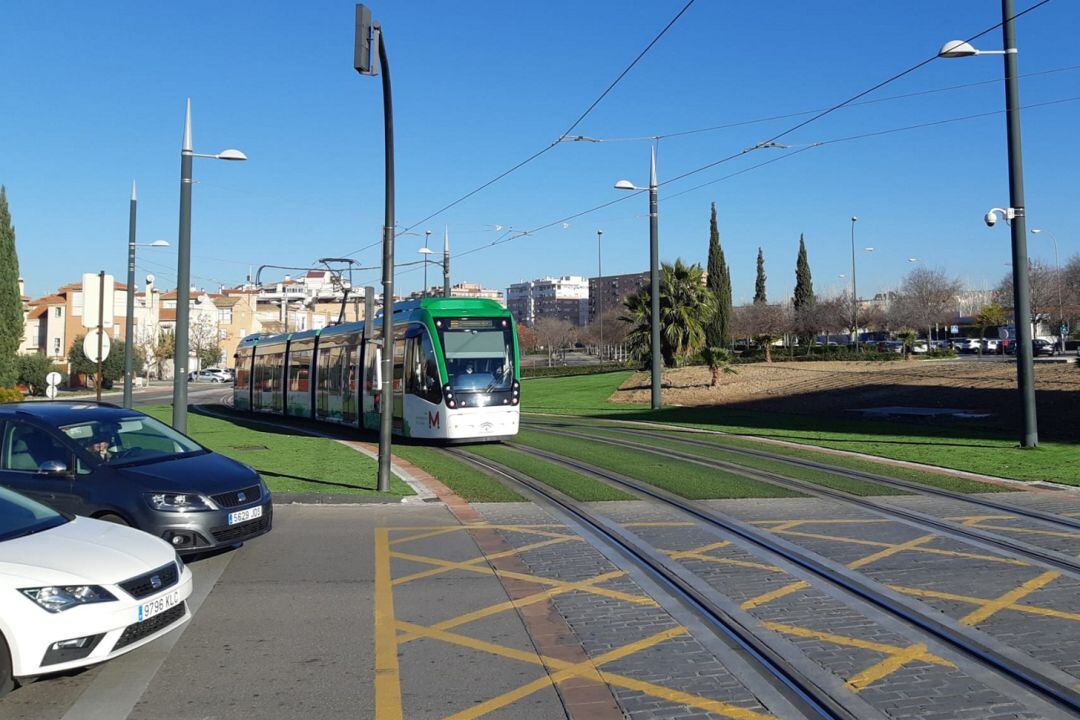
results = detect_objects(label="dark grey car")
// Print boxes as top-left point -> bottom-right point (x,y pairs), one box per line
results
0,402 -> 272,555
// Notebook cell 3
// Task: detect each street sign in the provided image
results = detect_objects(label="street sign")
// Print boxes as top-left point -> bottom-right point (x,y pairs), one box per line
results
45,385 -> 58,399
950,325 -> 959,335
81,273 -> 115,329
45,371 -> 62,387
82,330 -> 111,363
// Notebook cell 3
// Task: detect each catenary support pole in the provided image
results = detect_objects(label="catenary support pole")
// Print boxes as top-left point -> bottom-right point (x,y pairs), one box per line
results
96,270 -> 105,402
648,147 -> 661,411
443,226 -> 450,298
124,183 -> 137,408
172,100 -> 194,432
376,26 -> 395,493
1001,0 -> 1038,447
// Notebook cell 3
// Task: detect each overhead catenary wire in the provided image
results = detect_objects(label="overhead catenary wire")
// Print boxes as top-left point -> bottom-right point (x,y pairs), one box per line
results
448,0 -> 1059,263
379,0 -> 698,244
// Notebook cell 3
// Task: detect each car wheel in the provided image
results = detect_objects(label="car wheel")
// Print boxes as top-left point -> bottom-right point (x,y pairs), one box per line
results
96,513 -> 130,526
0,632 -> 15,697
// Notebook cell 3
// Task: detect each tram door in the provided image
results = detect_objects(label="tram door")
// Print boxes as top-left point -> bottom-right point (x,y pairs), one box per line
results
391,328 -> 406,432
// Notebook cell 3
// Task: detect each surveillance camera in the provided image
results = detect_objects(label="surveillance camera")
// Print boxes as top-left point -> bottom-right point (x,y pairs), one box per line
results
984,211 -> 997,227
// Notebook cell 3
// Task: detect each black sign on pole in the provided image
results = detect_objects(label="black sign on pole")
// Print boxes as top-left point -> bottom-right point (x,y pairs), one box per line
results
354,5 -> 375,75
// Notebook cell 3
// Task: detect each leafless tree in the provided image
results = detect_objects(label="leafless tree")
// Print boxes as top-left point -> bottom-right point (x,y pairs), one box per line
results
737,302 -> 791,362
532,318 -> 579,366
188,315 -> 220,373
892,267 -> 963,342
995,259 -> 1061,336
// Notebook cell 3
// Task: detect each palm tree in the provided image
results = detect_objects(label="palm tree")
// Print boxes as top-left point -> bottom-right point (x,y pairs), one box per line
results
621,259 -> 715,368
701,346 -> 734,387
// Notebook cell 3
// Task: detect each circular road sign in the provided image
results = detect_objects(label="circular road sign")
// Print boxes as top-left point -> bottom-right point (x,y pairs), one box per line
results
45,385 -> 58,399
46,371 -> 62,386
82,330 -> 111,364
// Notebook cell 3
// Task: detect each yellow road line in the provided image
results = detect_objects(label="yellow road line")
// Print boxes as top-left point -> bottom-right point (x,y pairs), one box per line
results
741,581 -> 809,610
776,529 -> 1029,566
374,528 -> 402,720
396,570 -> 629,644
761,622 -> 952,668
888,583 -> 1080,623
621,521 -> 695,528
967,523 -> 1080,540
402,622 -> 776,720
845,643 -> 938,691
390,526 -> 468,546
392,535 -> 581,585
668,551 -> 784,573
846,534 -> 936,570
664,540 -> 731,559
389,550 -> 657,606
960,571 -> 1061,626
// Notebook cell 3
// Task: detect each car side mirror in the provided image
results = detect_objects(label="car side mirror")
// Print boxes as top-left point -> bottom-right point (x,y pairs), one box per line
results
37,460 -> 69,477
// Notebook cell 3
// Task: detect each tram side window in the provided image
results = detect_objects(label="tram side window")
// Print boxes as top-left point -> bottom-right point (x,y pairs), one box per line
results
391,328 -> 407,389
405,332 -> 442,404
235,351 -> 251,389
289,349 -> 312,392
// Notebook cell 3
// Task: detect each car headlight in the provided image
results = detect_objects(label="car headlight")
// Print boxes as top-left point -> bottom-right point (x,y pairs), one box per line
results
20,585 -> 117,613
144,492 -> 215,512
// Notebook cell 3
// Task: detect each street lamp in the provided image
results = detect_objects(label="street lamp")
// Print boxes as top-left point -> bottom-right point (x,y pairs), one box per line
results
172,99 -> 246,433
418,246 -> 434,293
1031,228 -> 1066,351
596,229 -> 604,358
940,0 -> 1038,447
614,146 -> 661,410
123,180 -> 171,408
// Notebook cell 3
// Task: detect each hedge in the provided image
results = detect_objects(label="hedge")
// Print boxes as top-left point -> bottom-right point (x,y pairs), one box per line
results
522,363 -> 633,379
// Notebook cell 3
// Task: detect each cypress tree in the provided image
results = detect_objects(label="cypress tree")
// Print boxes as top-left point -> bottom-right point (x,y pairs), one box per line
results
705,203 -> 732,347
753,247 -> 767,304
792,233 -> 814,311
0,187 -> 22,388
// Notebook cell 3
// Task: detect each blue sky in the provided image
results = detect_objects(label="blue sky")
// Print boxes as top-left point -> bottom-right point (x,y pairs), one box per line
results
3,1 -> 1078,305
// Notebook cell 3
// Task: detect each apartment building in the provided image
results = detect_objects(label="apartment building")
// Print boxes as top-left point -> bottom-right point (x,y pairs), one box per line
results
588,271 -> 650,325
506,275 -> 589,326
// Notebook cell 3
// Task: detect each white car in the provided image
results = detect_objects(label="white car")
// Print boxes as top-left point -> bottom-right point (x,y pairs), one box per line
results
0,486 -> 193,694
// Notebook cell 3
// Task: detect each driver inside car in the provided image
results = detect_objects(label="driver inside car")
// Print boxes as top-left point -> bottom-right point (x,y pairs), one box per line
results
83,425 -> 118,462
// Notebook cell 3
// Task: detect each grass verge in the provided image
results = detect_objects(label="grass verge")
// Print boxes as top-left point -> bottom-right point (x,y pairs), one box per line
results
142,406 -> 412,497
523,373 -> 1078,486
513,430 -> 801,500
393,445 -> 523,503
464,444 -> 632,502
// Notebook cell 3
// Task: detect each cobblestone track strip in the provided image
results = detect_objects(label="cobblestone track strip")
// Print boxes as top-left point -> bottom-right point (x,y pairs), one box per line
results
385,519 -> 788,720
505,442 -> 1080,716
451,449 -> 893,720
523,426 -> 1080,576
524,419 -> 1080,532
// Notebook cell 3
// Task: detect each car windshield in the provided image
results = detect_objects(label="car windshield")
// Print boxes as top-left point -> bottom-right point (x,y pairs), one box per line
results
0,485 -> 67,542
436,317 -> 515,393
60,415 -> 203,467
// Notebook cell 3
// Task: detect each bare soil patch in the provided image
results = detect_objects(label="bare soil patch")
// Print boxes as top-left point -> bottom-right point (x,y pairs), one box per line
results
613,359 -> 1080,440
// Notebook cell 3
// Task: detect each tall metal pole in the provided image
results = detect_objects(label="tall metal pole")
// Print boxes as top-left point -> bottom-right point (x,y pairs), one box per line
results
1001,0 -> 1037,447
648,147 -> 661,411
442,226 -> 451,298
423,229 -> 431,295
597,229 -> 604,359
96,271 -> 105,402
172,100 -> 194,431
123,182 -> 138,408
376,26 -> 395,493
850,216 -> 858,351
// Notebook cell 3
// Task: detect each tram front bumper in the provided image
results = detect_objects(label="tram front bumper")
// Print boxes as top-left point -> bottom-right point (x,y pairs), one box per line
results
447,406 -> 520,440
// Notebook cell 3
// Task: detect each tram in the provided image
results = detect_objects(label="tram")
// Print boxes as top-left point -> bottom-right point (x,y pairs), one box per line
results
233,297 -> 520,441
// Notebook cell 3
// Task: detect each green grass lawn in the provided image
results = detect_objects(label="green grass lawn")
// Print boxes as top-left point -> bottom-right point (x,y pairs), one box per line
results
464,443 -> 633,502
513,429 -> 801,500
391,444 -> 523,503
522,373 -> 1078,486
142,406 -> 413,497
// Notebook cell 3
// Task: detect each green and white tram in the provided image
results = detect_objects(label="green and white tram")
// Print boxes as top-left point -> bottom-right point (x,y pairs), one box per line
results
233,297 -> 520,441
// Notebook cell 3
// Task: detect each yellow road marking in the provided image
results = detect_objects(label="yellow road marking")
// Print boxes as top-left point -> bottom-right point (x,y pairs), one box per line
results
374,528 -> 402,720
396,570 -> 629,644
621,521 -> 695,528
741,581 -> 809,610
401,622 -> 775,720
761,622 -> 953,668
389,550 -> 658,606
968,523 -> 1080,540
390,526 -> 469,546
845,643 -> 938,691
664,540 -> 731,559
888,583 -> 1080,623
776,529 -> 1029,566
846,534 -> 936,570
960,571 -> 1061,626
392,535 -> 581,585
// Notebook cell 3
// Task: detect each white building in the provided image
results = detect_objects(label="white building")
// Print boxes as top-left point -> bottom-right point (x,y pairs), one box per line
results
506,275 -> 589,326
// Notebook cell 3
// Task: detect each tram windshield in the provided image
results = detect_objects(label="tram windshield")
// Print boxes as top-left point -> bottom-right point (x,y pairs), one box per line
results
436,317 -> 515,394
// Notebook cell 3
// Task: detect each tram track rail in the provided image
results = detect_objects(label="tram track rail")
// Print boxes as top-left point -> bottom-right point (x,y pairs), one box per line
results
485,439 -> 1080,717
522,416 -> 1080,532
519,423 -> 1080,577
444,447 -> 864,720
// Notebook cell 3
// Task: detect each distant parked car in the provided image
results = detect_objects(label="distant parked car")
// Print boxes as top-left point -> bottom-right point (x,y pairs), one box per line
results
0,402 -> 272,555
187,369 -> 230,383
953,338 -> 980,353
984,338 -> 1000,353
0,485 -> 193,695
1032,339 -> 1058,357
